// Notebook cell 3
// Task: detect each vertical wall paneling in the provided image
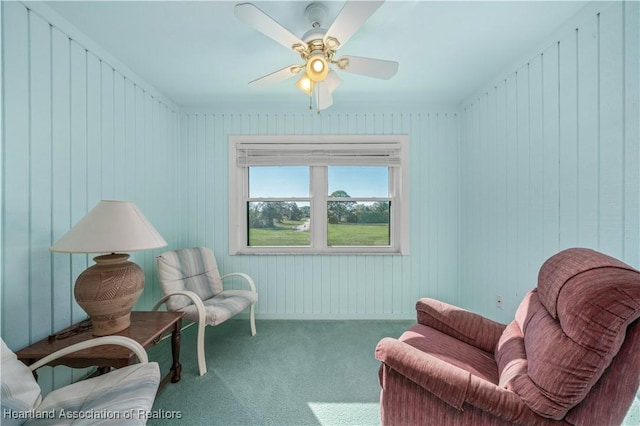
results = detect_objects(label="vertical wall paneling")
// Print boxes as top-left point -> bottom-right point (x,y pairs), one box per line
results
29,11 -> 53,342
69,40 -> 88,326
541,42 -> 561,257
528,55 -> 544,285
1,2 -> 180,390
86,53 -> 101,209
577,15 -> 599,249
51,26 -> 72,335
460,3 -> 639,322
558,28 -> 580,250
100,62 -> 114,199
624,1 -> 640,261
0,0 -> 3,346
3,2 -> 31,347
180,111 -> 459,319
599,6 -> 625,257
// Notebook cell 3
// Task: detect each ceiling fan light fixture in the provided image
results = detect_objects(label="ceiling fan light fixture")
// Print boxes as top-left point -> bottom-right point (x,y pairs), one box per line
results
306,54 -> 329,82
296,73 -> 314,95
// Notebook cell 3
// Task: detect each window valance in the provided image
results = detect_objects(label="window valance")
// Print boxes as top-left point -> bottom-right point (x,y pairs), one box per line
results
235,140 -> 402,167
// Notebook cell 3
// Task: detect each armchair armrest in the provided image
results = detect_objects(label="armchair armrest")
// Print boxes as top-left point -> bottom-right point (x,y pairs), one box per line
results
153,290 -> 207,376
416,298 -> 506,354
221,272 -> 257,293
376,337 -> 471,410
28,336 -> 149,371
376,337 -> 537,423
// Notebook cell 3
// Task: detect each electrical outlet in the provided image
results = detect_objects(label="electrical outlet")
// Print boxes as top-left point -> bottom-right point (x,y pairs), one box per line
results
496,295 -> 504,310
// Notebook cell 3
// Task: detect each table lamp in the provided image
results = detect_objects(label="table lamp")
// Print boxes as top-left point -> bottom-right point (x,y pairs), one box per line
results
50,200 -> 167,336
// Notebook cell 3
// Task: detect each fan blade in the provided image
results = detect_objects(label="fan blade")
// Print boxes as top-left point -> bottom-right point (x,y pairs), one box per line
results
335,55 -> 398,79
316,81 -> 333,110
248,65 -> 303,87
235,3 -> 305,51
324,1 -> 384,49
325,70 -> 343,93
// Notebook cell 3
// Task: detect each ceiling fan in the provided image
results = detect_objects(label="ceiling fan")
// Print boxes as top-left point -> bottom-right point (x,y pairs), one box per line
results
234,1 -> 399,111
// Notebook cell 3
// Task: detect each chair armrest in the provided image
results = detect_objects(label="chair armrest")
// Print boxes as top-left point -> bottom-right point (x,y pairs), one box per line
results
376,337 -> 471,410
28,336 -> 149,371
153,290 -> 206,325
221,272 -> 257,293
153,290 -> 207,376
376,337 -> 536,422
416,298 -> 506,354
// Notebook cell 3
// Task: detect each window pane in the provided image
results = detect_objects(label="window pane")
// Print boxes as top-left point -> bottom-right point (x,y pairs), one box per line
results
328,166 -> 388,198
249,166 -> 309,198
248,201 -> 310,246
327,201 -> 390,246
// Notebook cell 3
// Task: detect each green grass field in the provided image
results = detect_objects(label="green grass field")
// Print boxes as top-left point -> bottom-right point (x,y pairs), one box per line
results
328,223 -> 389,246
249,219 -> 389,246
249,219 -> 310,246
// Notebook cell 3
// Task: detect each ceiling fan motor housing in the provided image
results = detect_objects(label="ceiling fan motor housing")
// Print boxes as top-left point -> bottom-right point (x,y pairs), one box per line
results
304,2 -> 328,29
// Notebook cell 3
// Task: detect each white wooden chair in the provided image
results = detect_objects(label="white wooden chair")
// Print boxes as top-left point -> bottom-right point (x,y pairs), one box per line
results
1,336 -> 159,425
153,247 -> 258,376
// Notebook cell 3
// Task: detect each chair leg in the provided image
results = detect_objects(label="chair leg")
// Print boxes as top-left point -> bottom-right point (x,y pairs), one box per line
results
250,304 -> 257,336
196,321 -> 207,376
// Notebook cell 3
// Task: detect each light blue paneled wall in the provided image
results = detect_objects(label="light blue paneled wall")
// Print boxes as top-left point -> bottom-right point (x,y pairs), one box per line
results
459,1 -> 640,323
1,2 -> 180,391
178,110 -> 460,319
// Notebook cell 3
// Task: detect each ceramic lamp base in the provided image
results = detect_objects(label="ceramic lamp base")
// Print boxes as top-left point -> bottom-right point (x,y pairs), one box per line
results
74,253 -> 145,336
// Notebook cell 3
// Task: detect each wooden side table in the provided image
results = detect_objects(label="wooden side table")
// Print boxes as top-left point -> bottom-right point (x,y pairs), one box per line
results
16,311 -> 185,391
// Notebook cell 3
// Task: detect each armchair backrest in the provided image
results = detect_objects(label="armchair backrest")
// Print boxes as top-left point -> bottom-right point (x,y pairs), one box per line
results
495,248 -> 640,423
1,338 -> 42,425
156,247 -> 224,311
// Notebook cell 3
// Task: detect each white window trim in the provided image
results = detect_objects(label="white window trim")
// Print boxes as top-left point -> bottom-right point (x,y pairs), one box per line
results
229,135 -> 409,255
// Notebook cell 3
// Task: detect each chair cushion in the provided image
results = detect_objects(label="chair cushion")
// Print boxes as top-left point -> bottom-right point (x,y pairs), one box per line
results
1,339 -> 43,425
181,290 -> 258,326
25,362 -> 160,425
399,323 -> 499,384
494,320 -> 527,390
157,247 -> 224,311
496,248 -> 640,420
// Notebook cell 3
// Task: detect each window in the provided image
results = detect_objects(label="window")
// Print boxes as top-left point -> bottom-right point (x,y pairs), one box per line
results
229,135 -> 409,254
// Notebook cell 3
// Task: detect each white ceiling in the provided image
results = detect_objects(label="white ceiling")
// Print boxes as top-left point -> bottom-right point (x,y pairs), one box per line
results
44,0 -> 590,109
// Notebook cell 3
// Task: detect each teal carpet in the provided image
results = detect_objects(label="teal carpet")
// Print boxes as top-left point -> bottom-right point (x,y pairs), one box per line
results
148,320 -> 413,426
148,320 -> 640,426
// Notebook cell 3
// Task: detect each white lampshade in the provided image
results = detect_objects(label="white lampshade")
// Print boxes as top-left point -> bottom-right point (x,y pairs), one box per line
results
50,200 -> 167,253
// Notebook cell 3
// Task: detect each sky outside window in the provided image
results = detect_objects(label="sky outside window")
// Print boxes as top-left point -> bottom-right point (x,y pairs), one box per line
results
328,166 -> 388,197
249,167 -> 309,198
249,166 -> 388,198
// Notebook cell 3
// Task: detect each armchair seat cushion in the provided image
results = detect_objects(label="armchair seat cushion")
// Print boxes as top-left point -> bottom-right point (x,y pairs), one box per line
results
181,290 -> 258,326
27,362 -> 160,425
400,324 -> 499,384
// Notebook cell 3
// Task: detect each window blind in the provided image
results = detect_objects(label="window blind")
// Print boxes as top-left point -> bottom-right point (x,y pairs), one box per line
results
236,142 -> 402,167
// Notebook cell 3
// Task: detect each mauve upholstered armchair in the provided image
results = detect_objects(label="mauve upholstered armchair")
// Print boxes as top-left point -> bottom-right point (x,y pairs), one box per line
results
376,248 -> 640,425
